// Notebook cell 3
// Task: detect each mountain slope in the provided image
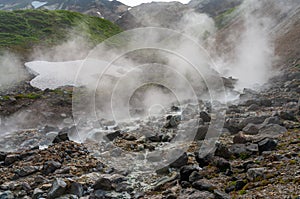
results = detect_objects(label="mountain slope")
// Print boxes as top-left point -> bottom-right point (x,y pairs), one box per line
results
0,9 -> 122,54
0,0 -> 129,22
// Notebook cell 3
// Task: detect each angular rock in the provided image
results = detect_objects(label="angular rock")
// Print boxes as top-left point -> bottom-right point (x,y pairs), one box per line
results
200,111 -> 211,123
0,191 -> 14,199
169,152 -> 188,168
233,132 -> 252,144
214,190 -> 230,199
106,131 -> 121,141
4,154 -> 20,165
243,123 -> 259,135
68,182 -> 83,197
189,171 -> 204,183
48,178 -> 67,199
214,143 -> 232,159
0,152 -> 7,162
239,116 -> 268,128
247,168 -> 266,182
93,177 -> 113,191
194,125 -> 208,140
32,188 -> 44,199
280,111 -> 297,121
262,116 -> 281,125
247,104 -> 260,111
15,166 -> 39,177
192,180 -> 215,192
213,157 -> 231,172
258,124 -> 287,138
180,165 -> 198,182
165,115 -> 181,128
52,131 -> 70,143
43,161 -> 62,174
224,118 -> 241,134
179,188 -> 215,199
258,138 -> 278,153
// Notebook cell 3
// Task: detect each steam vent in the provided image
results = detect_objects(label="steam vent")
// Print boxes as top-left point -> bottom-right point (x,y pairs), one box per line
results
0,0 -> 299,198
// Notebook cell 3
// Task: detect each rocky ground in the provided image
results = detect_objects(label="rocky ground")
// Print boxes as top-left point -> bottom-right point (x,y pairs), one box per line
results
0,64 -> 299,199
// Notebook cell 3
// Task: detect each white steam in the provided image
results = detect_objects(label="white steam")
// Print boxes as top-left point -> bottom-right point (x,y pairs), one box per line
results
0,52 -> 28,90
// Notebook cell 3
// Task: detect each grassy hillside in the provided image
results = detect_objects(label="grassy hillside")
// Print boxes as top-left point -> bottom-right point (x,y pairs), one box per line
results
0,9 -> 122,54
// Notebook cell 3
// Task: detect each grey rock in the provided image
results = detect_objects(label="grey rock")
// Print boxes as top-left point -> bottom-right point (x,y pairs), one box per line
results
169,152 -> 188,168
105,131 -> 121,141
247,168 -> 266,182
243,123 -> 259,135
214,143 -> 231,159
68,182 -> 83,197
56,194 -> 79,199
200,111 -> 211,123
4,154 -> 20,165
189,171 -> 204,182
0,152 -> 7,162
214,190 -> 230,199
32,188 -> 44,199
43,161 -> 62,174
258,138 -> 278,153
213,157 -> 231,172
258,124 -> 287,138
179,188 -> 215,199
48,178 -> 67,199
16,166 -> 39,177
180,165 -> 198,182
93,177 -> 113,191
52,131 -> 70,143
165,115 -> 181,128
233,132 -> 252,144
280,111 -> 297,121
239,116 -> 268,128
262,116 -> 281,125
192,180 -> 215,192
194,125 -> 208,140
247,104 -> 260,111
0,191 -> 14,199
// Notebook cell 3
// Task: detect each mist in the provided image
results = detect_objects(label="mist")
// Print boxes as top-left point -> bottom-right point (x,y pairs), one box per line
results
0,52 -> 28,90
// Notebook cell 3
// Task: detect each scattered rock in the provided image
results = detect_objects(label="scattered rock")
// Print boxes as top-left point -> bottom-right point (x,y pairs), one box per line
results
192,179 -> 215,192
0,152 -> 7,162
43,161 -> 62,174
52,131 -> 70,143
243,123 -> 259,135
93,177 -> 113,191
169,152 -> 188,168
4,154 -> 20,165
200,111 -> 211,123
180,165 -> 198,182
48,178 -> 67,199
214,189 -> 230,199
68,182 -> 83,197
0,191 -> 14,199
106,131 -> 121,141
32,188 -> 44,199
257,138 -> 278,153
247,168 -> 266,182
15,166 -> 39,177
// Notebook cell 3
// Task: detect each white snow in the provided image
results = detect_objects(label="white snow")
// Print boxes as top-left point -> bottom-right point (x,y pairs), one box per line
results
25,59 -> 130,90
31,1 -> 48,9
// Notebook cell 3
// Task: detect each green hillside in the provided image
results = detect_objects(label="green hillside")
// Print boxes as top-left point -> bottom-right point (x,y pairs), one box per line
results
0,9 -> 122,54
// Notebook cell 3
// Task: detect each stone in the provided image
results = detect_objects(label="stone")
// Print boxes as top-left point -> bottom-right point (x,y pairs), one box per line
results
189,171 -> 203,182
0,191 -> 14,199
233,132 -> 251,144
192,180 -> 215,192
247,168 -> 266,182
194,125 -> 208,140
229,144 -> 251,157
243,123 -> 259,135
178,188 -> 215,199
93,177 -> 113,191
239,116 -> 268,128
258,138 -> 278,153
214,143 -> 231,159
262,116 -> 281,125
169,152 -> 188,168
258,124 -> 287,138
165,115 -> 181,128
43,161 -> 62,174
32,188 -> 44,199
235,180 -> 247,191
200,111 -> 211,123
280,111 -> 297,121
15,166 -> 39,177
48,178 -> 67,199
105,131 -> 121,141
214,190 -> 230,199
247,104 -> 260,111
180,165 -> 198,182
213,157 -> 231,172
4,154 -> 20,165
68,182 -> 83,197
0,152 -> 7,162
52,131 -> 69,143
224,118 -> 241,134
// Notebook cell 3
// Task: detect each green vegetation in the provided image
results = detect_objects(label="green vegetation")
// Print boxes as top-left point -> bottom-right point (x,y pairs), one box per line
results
215,7 -> 237,29
0,9 -> 122,53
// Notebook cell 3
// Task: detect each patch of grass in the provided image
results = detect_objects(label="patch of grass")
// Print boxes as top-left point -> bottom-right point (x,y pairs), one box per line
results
15,93 -> 41,99
0,9 -> 122,52
239,152 -> 251,160
215,7 -> 237,29
238,190 -> 246,195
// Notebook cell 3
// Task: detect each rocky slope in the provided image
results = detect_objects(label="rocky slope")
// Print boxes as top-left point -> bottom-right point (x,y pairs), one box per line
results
0,64 -> 299,198
0,0 -> 128,22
